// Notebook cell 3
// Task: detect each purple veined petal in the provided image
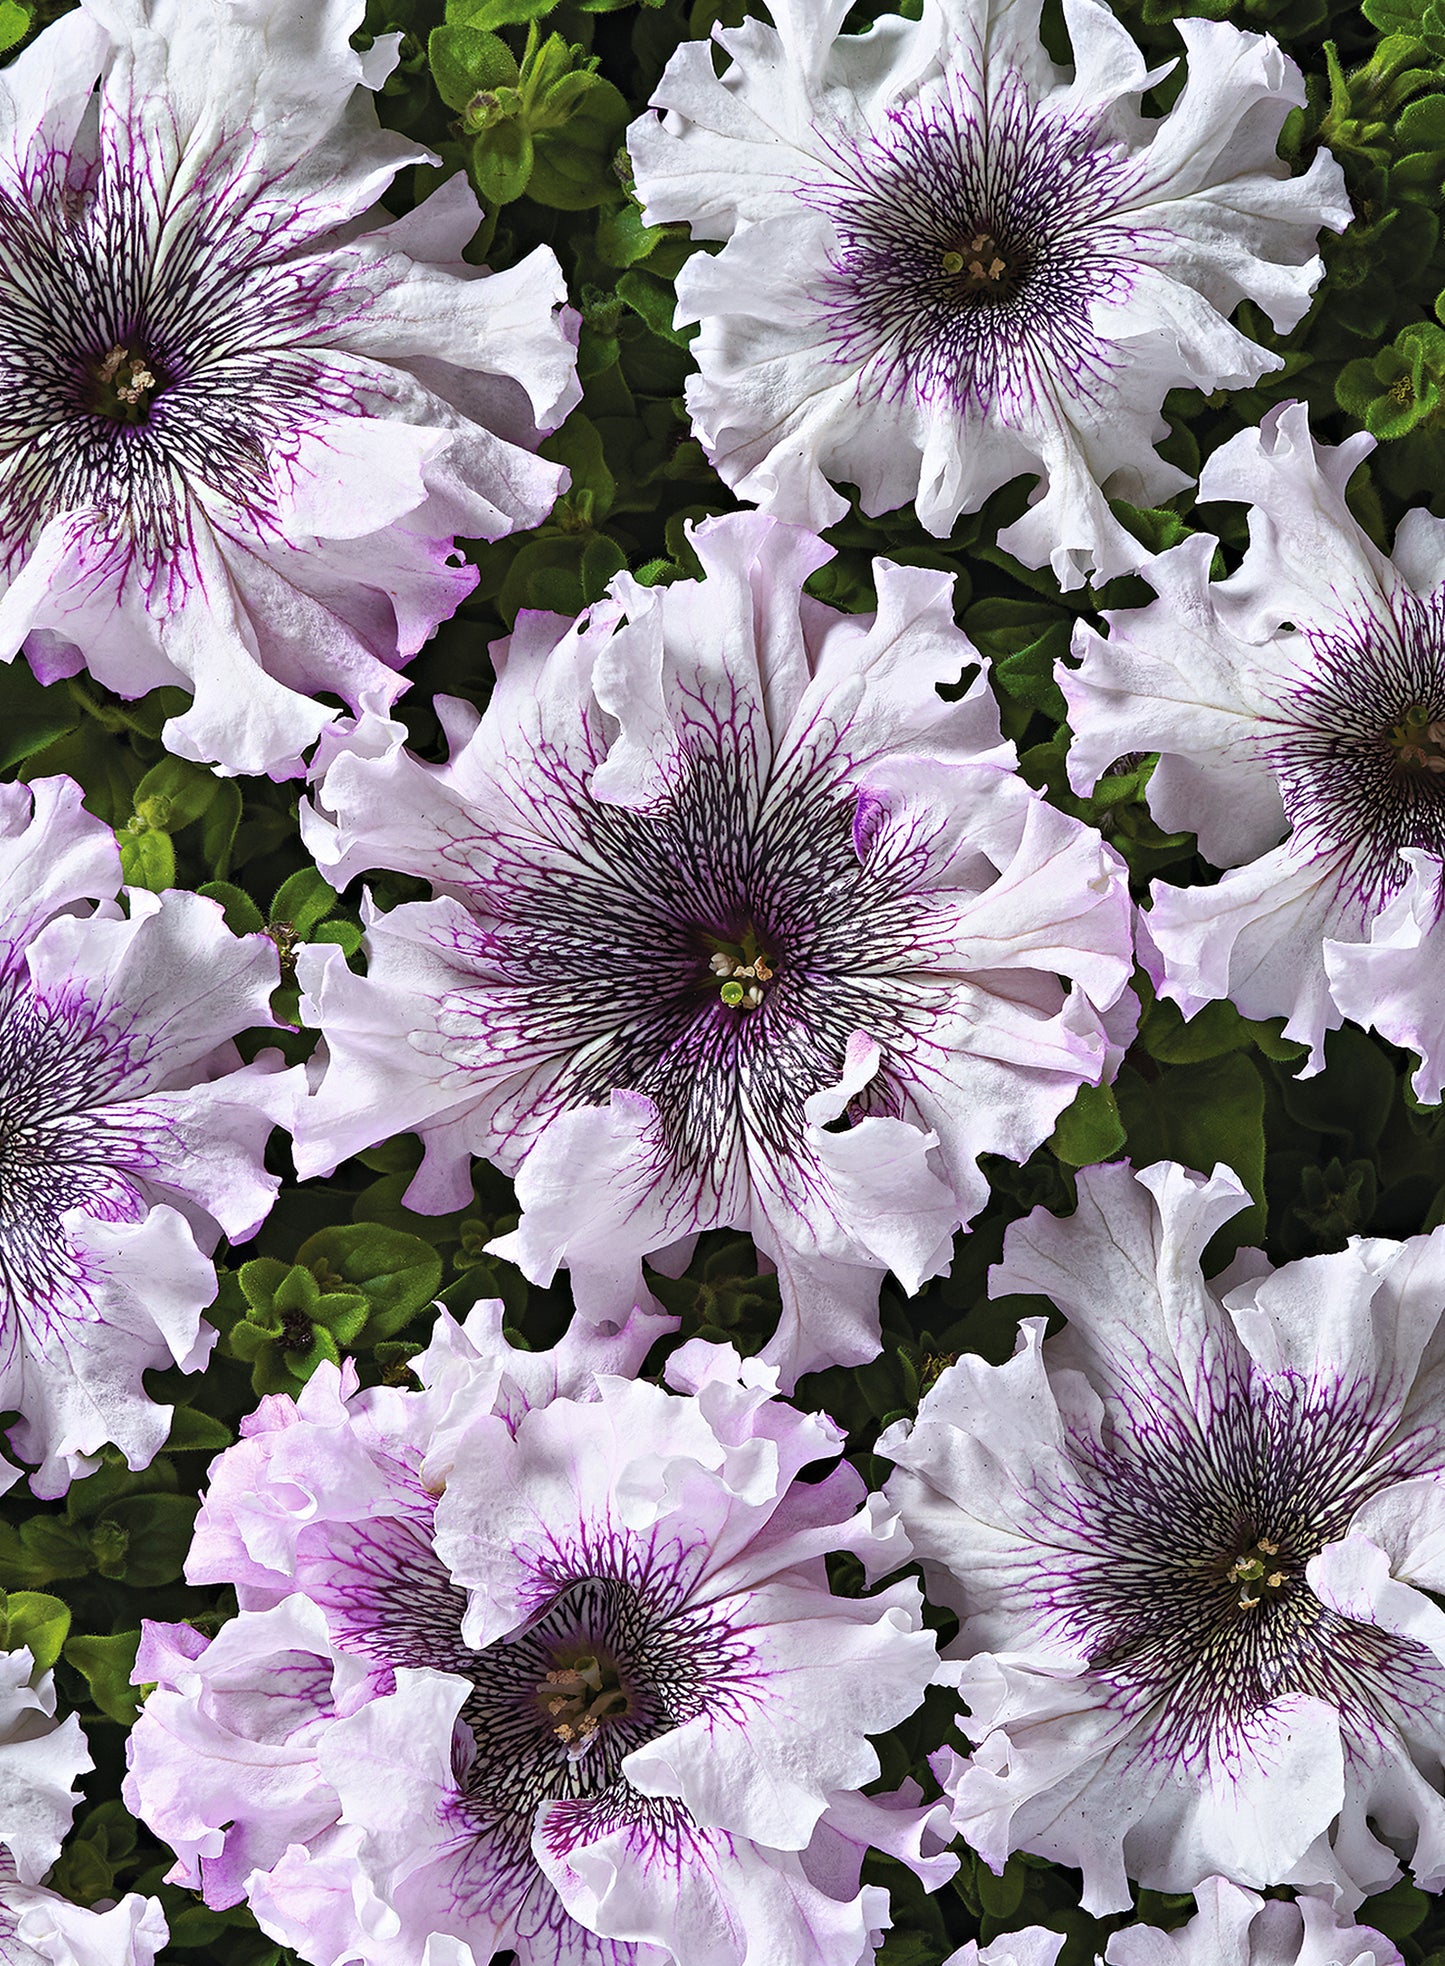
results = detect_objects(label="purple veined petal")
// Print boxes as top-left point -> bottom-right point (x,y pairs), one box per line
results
0,0 -> 579,775
881,1159 -> 1445,1912
297,509 -> 1135,1386
128,1328 -> 950,1966
0,776 -> 300,1494
1067,400 -> 1445,1085
626,0 -> 1349,582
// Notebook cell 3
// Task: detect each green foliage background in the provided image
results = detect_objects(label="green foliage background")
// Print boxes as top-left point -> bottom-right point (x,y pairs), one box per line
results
1,0 -> 1444,1959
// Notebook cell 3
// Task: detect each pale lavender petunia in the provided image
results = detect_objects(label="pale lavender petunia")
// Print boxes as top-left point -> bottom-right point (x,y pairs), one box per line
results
126,1306 -> 953,1966
880,1159 -> 1445,1911
1104,1877 -> 1402,1966
626,0 -> 1348,584
1064,400 -> 1445,1093
293,510 -> 1134,1385
0,0 -> 579,776
0,773 -> 296,1494
0,1643 -> 167,1966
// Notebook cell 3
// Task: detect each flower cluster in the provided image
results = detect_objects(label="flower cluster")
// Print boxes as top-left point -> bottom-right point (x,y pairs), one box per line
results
8,0 -> 1445,1961
126,1304 -> 953,1966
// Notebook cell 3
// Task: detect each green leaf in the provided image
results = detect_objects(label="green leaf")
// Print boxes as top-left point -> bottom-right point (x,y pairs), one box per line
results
616,268 -> 692,346
0,661 -> 78,770
428,23 -> 517,110
0,1590 -> 71,1672
542,412 -> 616,519
64,1631 -> 142,1725
446,0 -> 553,23
469,115 -> 534,206
163,1408 -> 234,1453
0,1 -> 31,56
963,596 -> 1070,719
90,1494 -> 199,1588
271,866 -> 344,937
295,1224 -> 444,1342
1399,92 -> 1445,146
1047,1081 -> 1126,1167
117,825 -> 176,892
129,755 -> 226,834
197,879 -> 266,936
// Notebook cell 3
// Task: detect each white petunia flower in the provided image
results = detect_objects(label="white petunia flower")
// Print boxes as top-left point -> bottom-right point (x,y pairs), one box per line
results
0,0 -> 579,775
1065,399 -> 1445,1091
627,0 -> 1348,585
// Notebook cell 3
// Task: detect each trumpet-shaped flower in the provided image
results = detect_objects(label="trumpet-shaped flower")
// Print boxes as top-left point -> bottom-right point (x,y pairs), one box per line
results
294,511 -> 1133,1385
0,1644 -> 167,1966
0,773 -> 295,1494
1065,401 -> 1445,1092
126,1307 -> 952,1966
0,0 -> 579,774
882,1159 -> 1445,1911
627,0 -> 1348,584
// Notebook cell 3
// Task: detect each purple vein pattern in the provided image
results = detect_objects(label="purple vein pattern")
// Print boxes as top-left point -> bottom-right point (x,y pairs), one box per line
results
126,1310 -> 952,1966
0,774 -> 295,1495
0,0 -> 579,774
292,510 -> 1134,1385
1064,400 -> 1445,1094
627,0 -> 1349,584
881,1159 -> 1445,1913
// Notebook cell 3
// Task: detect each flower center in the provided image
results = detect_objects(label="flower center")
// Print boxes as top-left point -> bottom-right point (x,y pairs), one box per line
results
1223,1535 -> 1288,1611
1387,703 -> 1445,777
939,228 -> 1028,302
703,925 -> 777,1011
535,1644 -> 632,1748
88,340 -> 163,424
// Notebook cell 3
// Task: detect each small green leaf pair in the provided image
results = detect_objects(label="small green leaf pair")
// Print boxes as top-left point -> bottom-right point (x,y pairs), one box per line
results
221,1224 -> 444,1395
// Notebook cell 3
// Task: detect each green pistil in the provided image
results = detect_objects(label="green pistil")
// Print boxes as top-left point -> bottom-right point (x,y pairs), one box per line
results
537,1648 -> 630,1745
940,230 -> 1015,297
1225,1537 -> 1287,1611
89,341 -> 162,424
1388,704 -> 1445,775
704,923 -> 777,1011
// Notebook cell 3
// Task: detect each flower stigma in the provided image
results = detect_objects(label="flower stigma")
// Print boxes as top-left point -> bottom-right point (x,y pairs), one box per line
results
1224,1535 -> 1287,1611
535,1645 -> 632,1752
705,926 -> 777,1010
935,226 -> 1030,302
1388,704 -> 1445,776
89,341 -> 163,424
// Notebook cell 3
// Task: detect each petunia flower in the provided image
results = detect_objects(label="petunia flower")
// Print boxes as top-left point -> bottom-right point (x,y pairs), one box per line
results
0,0 -> 579,776
625,0 -> 1348,585
880,1158 -> 1445,1911
0,773 -> 296,1494
293,510 -> 1134,1385
1064,399 -> 1445,1093
0,1643 -> 167,1966
126,1305 -> 953,1966
1104,1877 -> 1402,1966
